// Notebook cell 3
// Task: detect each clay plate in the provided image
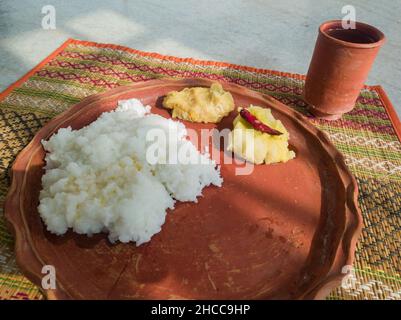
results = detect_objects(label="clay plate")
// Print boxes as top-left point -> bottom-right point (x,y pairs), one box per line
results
4,78 -> 362,299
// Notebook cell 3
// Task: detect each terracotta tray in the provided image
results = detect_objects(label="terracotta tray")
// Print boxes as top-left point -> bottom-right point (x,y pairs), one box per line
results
4,78 -> 362,300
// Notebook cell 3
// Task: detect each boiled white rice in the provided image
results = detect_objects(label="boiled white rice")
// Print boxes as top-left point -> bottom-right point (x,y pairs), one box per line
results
38,99 -> 222,245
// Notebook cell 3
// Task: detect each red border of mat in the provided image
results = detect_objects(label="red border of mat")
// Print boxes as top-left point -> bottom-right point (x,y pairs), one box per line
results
1,38 -> 400,142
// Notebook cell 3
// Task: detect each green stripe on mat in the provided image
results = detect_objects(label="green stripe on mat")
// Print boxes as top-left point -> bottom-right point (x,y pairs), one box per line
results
354,268 -> 401,283
335,144 -> 401,162
315,124 -> 400,143
0,102 -> 58,117
12,88 -> 81,105
28,75 -> 105,93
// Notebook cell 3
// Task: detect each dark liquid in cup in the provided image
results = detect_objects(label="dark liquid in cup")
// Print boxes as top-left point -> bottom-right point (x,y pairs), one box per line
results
326,28 -> 377,44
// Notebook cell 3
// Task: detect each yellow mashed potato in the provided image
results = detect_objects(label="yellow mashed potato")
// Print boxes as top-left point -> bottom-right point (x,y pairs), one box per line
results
163,83 -> 235,123
228,105 -> 296,164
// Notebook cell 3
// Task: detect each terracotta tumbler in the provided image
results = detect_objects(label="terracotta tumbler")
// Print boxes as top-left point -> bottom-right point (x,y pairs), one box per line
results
304,20 -> 385,120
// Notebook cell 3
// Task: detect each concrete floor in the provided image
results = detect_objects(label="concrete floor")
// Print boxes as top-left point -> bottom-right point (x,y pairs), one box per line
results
0,0 -> 400,115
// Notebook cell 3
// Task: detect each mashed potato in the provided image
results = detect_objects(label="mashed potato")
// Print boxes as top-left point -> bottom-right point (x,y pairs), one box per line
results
39,99 -> 222,245
228,105 -> 295,164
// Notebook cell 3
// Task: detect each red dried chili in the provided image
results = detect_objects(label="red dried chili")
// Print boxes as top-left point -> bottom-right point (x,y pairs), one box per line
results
239,108 -> 282,136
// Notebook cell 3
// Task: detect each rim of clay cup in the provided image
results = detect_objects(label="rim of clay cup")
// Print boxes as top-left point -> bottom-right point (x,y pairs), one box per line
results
319,20 -> 386,49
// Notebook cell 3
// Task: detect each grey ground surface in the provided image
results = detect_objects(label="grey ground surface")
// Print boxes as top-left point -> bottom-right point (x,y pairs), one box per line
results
0,0 -> 400,115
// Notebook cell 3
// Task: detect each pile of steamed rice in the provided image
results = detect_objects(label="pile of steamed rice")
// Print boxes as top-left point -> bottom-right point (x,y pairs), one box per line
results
38,99 -> 222,246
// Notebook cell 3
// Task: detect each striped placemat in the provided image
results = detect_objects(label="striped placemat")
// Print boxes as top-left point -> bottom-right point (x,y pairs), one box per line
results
0,38 -> 400,300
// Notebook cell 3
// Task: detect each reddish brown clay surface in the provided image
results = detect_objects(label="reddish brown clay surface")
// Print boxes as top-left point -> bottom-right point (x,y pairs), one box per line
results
304,20 -> 385,120
4,78 -> 362,300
